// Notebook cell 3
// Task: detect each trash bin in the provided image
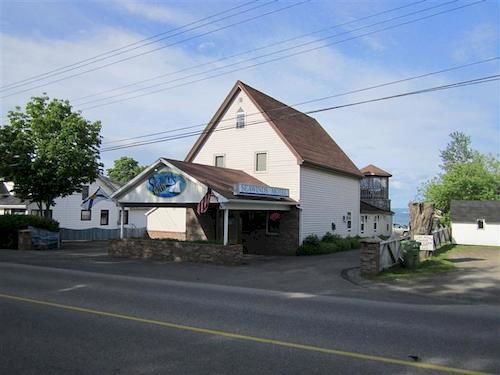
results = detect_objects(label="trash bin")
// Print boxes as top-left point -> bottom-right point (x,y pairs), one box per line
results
401,240 -> 421,269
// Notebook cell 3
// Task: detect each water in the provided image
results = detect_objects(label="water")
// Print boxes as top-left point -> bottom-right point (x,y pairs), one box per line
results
393,208 -> 410,226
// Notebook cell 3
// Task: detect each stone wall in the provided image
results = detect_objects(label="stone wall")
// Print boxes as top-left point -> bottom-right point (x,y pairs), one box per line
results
243,207 -> 300,255
109,239 -> 243,265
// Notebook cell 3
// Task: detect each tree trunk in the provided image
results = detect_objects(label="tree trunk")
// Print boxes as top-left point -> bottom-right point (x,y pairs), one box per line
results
44,200 -> 52,219
409,202 -> 434,237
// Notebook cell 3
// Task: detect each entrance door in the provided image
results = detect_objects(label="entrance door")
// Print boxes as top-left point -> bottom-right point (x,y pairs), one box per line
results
240,211 -> 267,254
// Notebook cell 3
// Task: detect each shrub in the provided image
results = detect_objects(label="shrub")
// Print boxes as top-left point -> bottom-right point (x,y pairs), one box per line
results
0,215 -> 59,249
321,232 -> 341,243
297,234 -> 321,255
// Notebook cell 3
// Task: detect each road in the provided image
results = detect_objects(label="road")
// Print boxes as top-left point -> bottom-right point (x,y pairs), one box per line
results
0,260 -> 499,375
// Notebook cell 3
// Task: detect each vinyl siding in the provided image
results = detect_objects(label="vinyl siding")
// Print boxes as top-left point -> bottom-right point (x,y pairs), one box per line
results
452,222 -> 500,246
27,180 -> 147,229
300,166 -> 360,241
192,89 -> 300,201
359,213 -> 393,237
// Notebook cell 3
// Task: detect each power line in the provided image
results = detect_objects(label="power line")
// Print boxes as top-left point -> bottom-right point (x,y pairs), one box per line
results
0,0 -> 261,90
80,0 -> 484,111
72,0 -> 427,103
101,74 -> 499,152
0,0 -> 308,98
101,57 -> 498,146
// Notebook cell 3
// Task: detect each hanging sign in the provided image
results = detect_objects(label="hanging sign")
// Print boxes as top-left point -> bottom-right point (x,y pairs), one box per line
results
147,172 -> 186,198
234,183 -> 289,198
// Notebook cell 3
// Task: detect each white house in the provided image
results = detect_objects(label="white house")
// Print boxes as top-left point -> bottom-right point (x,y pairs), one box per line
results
451,200 -> 500,246
0,176 -> 147,232
112,81 -> 386,254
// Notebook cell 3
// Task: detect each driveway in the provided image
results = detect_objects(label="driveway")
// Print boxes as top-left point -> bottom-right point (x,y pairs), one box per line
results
349,246 -> 500,304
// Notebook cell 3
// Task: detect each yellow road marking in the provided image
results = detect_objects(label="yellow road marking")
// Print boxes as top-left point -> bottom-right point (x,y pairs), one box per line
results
0,292 -> 490,375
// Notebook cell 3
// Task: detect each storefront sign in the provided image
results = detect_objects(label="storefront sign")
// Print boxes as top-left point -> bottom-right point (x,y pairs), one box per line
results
147,172 -> 186,198
414,235 -> 435,251
234,183 -> 289,198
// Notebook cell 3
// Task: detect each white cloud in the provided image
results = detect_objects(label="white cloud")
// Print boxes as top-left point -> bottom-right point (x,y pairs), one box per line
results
453,23 -> 500,62
1,23 -> 498,207
115,1 -> 194,25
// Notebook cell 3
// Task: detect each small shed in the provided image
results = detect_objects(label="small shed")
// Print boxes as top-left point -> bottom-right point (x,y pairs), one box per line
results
450,200 -> 500,246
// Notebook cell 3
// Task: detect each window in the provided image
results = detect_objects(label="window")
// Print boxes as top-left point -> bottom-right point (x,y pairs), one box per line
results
118,209 -> 129,225
361,223 -> 364,232
236,108 -> 245,128
81,210 -> 91,221
31,209 -> 52,218
374,222 -> 377,231
100,210 -> 109,226
82,185 -> 89,200
267,211 -> 281,234
387,224 -> 389,231
255,152 -> 267,172
214,154 -> 225,168
346,211 -> 352,230
477,219 -> 485,229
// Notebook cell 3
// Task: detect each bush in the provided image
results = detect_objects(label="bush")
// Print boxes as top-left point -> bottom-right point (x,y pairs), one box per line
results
297,233 -> 361,255
0,215 -> 59,249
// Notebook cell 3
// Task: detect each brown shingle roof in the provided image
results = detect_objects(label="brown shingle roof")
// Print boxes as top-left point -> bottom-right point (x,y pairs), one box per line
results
166,159 -> 295,202
186,81 -> 362,178
360,164 -> 392,177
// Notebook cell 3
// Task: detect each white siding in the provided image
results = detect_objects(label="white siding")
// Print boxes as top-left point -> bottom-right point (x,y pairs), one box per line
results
192,89 -> 300,200
28,180 -> 147,229
147,207 -> 186,233
360,213 -> 393,237
452,222 -> 500,246
300,166 -> 360,241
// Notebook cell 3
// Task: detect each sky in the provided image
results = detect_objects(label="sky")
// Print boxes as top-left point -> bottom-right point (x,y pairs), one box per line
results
1,0 -> 499,208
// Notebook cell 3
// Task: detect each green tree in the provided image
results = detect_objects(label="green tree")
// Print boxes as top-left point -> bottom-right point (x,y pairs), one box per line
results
0,95 -> 102,217
106,156 -> 146,183
439,131 -> 475,172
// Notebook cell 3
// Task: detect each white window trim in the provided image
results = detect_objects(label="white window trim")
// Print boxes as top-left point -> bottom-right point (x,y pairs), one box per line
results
254,151 -> 268,173
213,153 -> 226,168
236,108 -> 246,129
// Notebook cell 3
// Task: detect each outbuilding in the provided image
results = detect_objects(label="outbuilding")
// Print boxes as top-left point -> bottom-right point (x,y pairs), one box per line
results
450,200 -> 500,246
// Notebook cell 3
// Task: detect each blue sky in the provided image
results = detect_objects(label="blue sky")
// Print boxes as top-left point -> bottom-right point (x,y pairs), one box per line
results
1,0 -> 499,207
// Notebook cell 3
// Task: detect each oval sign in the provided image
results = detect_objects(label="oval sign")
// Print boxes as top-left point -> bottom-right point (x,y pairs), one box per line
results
147,172 -> 186,198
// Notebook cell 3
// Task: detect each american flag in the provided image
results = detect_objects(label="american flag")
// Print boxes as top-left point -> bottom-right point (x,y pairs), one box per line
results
197,188 -> 213,215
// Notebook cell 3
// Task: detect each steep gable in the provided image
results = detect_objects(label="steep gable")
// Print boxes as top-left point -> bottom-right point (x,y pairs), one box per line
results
186,81 -> 362,178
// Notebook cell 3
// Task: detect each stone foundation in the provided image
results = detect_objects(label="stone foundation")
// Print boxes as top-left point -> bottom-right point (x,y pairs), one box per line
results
110,239 -> 243,265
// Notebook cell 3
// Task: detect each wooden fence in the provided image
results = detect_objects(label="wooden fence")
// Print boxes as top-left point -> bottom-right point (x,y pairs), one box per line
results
379,235 -> 409,271
60,227 -> 147,241
432,227 -> 452,250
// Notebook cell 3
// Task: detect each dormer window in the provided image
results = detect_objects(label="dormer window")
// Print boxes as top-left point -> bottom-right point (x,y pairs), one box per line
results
236,108 -> 245,128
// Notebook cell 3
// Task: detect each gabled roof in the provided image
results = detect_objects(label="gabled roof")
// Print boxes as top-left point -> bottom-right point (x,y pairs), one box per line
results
98,175 -> 123,193
186,81 -> 362,178
360,201 -> 393,214
360,164 -> 392,177
450,200 -> 500,224
166,159 -> 294,202
0,194 -> 26,208
0,181 -> 9,197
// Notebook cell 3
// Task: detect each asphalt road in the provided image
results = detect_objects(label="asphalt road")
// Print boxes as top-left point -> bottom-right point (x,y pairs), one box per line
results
0,261 -> 499,375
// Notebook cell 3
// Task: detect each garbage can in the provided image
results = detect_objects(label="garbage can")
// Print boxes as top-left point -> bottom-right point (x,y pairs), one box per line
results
401,240 -> 421,269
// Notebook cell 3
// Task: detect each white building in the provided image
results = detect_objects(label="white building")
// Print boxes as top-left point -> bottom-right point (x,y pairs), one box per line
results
451,200 -> 500,246
113,81 -> 395,254
0,176 -> 147,231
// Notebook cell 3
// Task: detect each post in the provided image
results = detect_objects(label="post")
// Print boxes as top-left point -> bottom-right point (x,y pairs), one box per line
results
223,209 -> 229,246
360,237 -> 381,276
120,207 -> 125,240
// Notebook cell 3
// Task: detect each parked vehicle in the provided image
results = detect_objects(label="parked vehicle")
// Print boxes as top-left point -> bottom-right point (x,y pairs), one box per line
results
393,223 -> 409,236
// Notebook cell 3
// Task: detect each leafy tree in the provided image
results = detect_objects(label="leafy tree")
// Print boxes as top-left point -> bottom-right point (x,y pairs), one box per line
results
0,96 -> 102,217
420,132 -> 499,222
106,156 -> 146,183
439,131 -> 475,172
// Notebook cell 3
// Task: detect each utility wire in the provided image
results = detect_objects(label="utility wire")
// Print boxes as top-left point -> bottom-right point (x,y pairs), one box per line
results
72,0 -> 427,103
101,74 -> 499,152
0,0 -> 308,97
80,0 -> 484,111
101,57 -> 498,146
0,0 -> 260,90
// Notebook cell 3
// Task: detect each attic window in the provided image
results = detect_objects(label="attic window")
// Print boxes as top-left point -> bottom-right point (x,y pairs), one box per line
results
236,108 -> 245,128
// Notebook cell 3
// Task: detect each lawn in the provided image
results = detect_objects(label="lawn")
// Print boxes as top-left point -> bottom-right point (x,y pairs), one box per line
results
376,244 -> 498,281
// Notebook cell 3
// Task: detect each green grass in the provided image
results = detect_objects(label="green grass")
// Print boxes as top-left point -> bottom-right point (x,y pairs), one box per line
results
376,244 -> 499,280
376,244 -> 457,281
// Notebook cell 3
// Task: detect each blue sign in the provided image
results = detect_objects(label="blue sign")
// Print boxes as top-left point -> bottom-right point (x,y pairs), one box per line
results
147,172 -> 186,198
